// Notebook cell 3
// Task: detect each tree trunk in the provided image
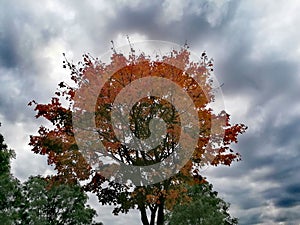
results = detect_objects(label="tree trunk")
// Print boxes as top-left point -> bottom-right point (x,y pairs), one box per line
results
156,200 -> 165,225
139,205 -> 150,225
149,206 -> 157,225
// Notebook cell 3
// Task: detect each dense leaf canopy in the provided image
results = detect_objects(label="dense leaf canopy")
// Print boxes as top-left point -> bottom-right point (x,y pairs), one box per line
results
166,183 -> 238,225
0,128 -> 101,225
29,45 -> 247,225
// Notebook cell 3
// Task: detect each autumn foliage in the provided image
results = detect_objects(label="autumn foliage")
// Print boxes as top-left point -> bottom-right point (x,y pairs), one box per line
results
29,43 -> 247,225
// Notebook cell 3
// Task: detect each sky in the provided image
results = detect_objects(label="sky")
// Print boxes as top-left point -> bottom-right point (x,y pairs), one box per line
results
0,0 -> 300,224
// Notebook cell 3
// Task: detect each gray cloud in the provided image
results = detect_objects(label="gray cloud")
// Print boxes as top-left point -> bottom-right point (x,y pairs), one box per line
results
0,0 -> 67,124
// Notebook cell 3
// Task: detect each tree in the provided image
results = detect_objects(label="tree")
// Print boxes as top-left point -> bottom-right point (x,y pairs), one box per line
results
165,182 -> 238,225
20,176 -> 98,225
29,43 -> 247,225
0,126 -> 23,224
0,123 -> 102,225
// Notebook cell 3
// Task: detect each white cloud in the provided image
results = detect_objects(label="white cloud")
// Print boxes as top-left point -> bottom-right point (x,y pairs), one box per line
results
114,32 -> 148,47
160,0 -> 188,24
236,0 -> 300,61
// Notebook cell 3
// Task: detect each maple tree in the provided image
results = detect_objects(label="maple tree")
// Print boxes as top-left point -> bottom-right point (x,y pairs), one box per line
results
29,43 -> 247,225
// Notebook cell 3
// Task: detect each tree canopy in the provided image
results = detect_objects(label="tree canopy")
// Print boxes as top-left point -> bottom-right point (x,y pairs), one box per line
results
29,42 -> 247,225
0,126 -> 102,225
21,176 -> 97,225
165,182 -> 238,225
0,127 -> 23,224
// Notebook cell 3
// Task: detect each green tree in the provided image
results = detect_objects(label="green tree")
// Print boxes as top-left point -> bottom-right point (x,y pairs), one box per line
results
0,123 -> 102,225
165,182 -> 238,225
0,127 -> 22,224
21,176 -> 99,225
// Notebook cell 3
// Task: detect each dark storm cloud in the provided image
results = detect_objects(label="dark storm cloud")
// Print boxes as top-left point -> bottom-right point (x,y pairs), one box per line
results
58,0 -> 239,52
219,54 -> 300,99
98,0 -> 239,44
276,197 -> 300,208
0,0 -> 66,123
209,107 -> 300,223
270,119 -> 300,147
263,182 -> 300,208
0,27 -> 19,68
103,2 -> 209,42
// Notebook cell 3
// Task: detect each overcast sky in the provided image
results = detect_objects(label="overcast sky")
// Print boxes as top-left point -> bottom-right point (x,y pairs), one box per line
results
1,0 -> 300,224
